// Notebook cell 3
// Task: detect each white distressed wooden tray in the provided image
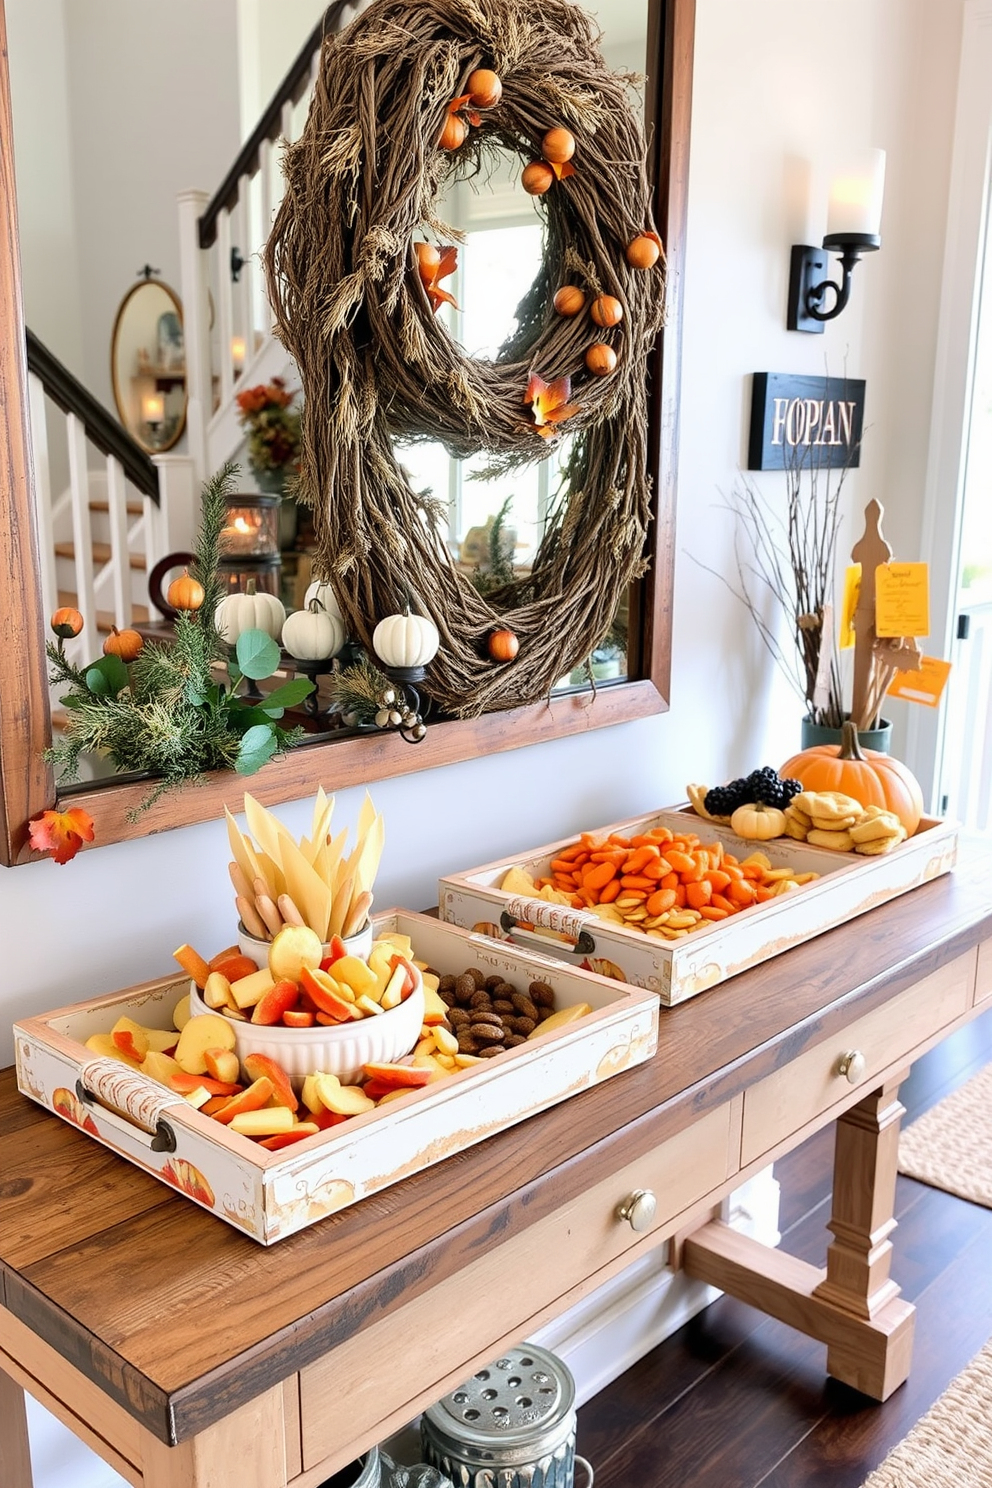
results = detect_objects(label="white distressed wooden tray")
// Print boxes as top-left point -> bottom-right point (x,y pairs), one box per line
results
13,910 -> 658,1244
438,807 -> 958,1007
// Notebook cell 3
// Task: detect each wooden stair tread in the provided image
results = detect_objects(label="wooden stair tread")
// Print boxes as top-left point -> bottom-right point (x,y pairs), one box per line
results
89,500 -> 144,516
56,593 -> 151,632
54,541 -> 146,570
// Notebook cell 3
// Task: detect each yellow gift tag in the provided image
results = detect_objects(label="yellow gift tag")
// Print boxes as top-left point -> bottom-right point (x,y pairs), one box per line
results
875,562 -> 930,638
887,654 -> 952,707
839,564 -> 860,649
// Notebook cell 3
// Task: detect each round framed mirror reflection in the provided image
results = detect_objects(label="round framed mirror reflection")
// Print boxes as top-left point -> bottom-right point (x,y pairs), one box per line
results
110,277 -> 187,454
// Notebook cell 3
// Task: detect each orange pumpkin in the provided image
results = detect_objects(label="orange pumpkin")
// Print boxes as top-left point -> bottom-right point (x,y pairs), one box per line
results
167,570 -> 205,611
103,626 -> 144,663
780,722 -> 924,836
51,606 -> 84,639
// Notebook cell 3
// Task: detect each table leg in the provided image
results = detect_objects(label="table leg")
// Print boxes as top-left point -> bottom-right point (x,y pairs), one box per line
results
141,1383 -> 288,1488
683,1074 -> 915,1402
0,1364 -> 35,1488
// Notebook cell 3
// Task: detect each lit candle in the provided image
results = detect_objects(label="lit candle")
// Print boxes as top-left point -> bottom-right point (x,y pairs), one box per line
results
826,148 -> 886,238
231,336 -> 246,374
142,392 -> 165,425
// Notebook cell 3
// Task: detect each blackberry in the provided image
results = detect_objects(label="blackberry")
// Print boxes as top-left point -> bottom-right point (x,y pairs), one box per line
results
704,776 -> 751,816
780,777 -> 803,803
746,765 -> 790,810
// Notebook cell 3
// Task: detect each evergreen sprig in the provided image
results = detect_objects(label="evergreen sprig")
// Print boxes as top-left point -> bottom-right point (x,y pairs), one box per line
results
45,464 -> 313,814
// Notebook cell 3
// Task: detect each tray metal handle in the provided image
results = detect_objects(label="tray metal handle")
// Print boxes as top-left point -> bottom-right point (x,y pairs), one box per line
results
500,896 -> 598,957
77,1058 -> 181,1152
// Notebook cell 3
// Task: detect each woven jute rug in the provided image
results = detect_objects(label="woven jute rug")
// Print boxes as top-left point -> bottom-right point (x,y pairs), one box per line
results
860,1338 -> 992,1487
897,1062 -> 992,1208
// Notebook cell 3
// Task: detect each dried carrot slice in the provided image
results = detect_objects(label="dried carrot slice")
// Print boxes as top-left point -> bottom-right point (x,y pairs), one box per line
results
685,880 -> 712,909
620,874 -> 656,891
599,878 -> 622,904
711,892 -> 737,913
665,849 -> 696,874
698,905 -> 729,920
645,887 -> 678,916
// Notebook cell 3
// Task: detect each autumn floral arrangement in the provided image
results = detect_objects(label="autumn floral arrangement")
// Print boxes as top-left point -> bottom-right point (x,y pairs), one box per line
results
38,464 -> 313,852
264,0 -> 666,719
235,377 -> 301,487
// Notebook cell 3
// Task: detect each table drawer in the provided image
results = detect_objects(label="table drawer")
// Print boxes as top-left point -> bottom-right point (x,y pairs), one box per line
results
741,952 -> 975,1167
300,1098 -> 740,1473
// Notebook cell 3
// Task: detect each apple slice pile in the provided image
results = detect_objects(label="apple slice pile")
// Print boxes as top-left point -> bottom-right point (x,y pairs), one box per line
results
174,925 -> 429,1028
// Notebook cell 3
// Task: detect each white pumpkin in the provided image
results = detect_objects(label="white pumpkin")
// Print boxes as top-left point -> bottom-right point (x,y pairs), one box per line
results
303,578 -> 344,622
214,581 -> 286,644
281,602 -> 345,661
372,609 -> 440,669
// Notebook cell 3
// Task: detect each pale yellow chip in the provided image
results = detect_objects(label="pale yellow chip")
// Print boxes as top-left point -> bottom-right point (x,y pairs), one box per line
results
806,828 -> 855,851
500,865 -> 538,896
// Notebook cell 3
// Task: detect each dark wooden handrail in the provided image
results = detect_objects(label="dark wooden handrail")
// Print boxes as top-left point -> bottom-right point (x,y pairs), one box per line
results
25,329 -> 160,501
198,1 -> 352,250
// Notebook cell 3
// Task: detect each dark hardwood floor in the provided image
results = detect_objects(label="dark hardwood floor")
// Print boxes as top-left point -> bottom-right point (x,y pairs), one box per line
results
576,1004 -> 992,1488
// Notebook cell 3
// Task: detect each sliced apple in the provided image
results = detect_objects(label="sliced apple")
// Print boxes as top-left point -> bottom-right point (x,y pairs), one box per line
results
210,1076 -> 275,1124
172,993 -> 192,1031
243,1052 -> 298,1112
267,924 -> 323,983
142,1049 -> 183,1084
229,966 -> 276,1010
228,1106 -> 296,1138
356,994 -> 383,1017
208,943 -> 240,970
301,1072 -> 324,1115
525,1003 -> 592,1037
362,1060 -> 433,1089
251,979 -> 300,1026
332,955 -> 378,997
421,985 -> 449,1026
373,932 -> 414,956
182,1085 -> 214,1110
300,966 -> 361,1021
282,1008 -> 315,1028
111,1022 -> 148,1061
259,1123 -> 321,1150
84,1032 -> 142,1069
174,1013 -> 238,1074
379,965 -> 407,1010
202,972 -> 233,1010
203,1047 -> 241,1084
169,1070 -> 242,1097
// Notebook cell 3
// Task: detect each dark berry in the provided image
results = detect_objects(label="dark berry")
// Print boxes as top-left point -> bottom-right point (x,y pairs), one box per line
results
781,778 -> 803,802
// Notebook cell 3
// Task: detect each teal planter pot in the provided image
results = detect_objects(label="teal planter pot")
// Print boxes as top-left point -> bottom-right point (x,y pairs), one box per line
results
800,714 -> 892,753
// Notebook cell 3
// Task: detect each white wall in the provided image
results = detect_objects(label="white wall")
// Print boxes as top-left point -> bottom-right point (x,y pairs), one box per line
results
0,0 -> 964,1072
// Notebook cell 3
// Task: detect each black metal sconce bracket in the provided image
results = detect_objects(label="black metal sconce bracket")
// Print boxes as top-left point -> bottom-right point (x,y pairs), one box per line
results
787,233 -> 881,332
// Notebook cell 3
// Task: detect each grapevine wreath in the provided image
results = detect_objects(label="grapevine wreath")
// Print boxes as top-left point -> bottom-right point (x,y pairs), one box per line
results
265,0 -> 666,717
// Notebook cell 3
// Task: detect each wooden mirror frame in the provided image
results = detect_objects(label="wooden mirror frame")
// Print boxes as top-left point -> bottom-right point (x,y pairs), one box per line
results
0,0 -> 694,865
109,277 -> 188,455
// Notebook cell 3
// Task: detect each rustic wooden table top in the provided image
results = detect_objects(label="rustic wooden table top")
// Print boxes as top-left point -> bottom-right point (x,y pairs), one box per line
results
2,837 -> 990,1446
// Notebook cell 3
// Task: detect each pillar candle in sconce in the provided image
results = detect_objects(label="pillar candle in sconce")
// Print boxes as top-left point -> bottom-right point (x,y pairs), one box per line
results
826,149 -> 886,238
231,336 -> 246,375
142,392 -> 165,426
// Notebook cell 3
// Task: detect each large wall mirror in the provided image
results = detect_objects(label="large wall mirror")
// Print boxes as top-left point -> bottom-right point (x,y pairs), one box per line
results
0,0 -> 693,865
110,275 -> 188,455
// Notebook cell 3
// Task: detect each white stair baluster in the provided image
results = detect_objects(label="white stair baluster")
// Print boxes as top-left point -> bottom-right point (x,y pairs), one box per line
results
217,206 -> 236,413
105,454 -> 131,627
177,189 -> 212,484
66,413 -> 97,641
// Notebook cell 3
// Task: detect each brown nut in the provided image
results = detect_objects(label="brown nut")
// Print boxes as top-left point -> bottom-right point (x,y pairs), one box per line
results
470,989 -> 494,1010
511,993 -> 540,1020
454,974 -> 477,1004
529,981 -> 556,1007
471,1023 -> 506,1043
504,1034 -> 526,1047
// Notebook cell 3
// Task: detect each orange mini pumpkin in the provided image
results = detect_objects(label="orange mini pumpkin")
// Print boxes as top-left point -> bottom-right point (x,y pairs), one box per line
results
103,625 -> 144,663
779,721 -> 924,836
167,570 -> 205,611
51,606 -> 84,639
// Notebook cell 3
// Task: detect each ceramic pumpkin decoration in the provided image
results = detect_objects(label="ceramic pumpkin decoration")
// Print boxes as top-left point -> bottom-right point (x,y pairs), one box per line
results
730,802 -> 787,840
281,600 -> 345,662
214,579 -> 286,645
780,721 -> 924,836
303,578 -> 344,621
372,609 -> 440,671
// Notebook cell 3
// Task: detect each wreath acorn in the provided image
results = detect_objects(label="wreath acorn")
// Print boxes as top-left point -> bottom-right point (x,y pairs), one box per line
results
265,0 -> 665,718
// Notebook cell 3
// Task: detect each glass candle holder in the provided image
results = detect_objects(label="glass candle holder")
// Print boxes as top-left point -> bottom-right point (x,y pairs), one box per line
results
220,495 -> 280,558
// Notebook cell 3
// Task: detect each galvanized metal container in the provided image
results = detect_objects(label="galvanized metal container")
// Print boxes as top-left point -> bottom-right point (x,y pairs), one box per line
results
420,1344 -> 593,1488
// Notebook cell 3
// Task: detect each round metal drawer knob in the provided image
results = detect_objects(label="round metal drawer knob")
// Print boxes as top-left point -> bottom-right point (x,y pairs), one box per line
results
838,1049 -> 868,1084
618,1189 -> 657,1232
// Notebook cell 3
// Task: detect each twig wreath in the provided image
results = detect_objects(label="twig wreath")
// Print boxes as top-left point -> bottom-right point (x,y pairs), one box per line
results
265,0 -> 666,717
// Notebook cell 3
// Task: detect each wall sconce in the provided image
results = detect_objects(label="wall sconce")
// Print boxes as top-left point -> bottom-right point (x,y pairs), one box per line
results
787,149 -> 886,332
231,336 -> 246,376
142,391 -> 165,442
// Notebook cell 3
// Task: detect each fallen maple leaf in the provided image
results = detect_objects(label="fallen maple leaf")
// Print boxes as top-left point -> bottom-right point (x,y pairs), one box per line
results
525,372 -> 579,438
28,807 -> 96,865
549,160 -> 576,182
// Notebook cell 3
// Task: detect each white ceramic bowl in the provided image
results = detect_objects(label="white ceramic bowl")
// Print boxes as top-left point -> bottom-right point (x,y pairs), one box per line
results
188,969 -> 424,1086
236,919 -> 374,969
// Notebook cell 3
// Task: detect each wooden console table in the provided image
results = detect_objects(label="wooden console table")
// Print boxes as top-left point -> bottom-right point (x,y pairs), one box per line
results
2,839 -> 990,1488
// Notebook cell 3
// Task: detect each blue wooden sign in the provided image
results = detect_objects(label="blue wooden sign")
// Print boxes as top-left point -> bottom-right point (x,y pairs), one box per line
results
748,372 -> 865,471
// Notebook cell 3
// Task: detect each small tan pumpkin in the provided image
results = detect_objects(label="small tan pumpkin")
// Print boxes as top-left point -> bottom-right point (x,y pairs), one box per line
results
214,579 -> 286,645
779,722 -> 924,836
103,625 -> 144,663
281,600 -> 345,662
730,802 -> 787,840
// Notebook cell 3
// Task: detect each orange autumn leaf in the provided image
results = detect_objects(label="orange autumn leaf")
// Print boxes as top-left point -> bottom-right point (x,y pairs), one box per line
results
447,93 -> 482,128
549,160 -> 576,182
419,243 -> 460,314
525,371 -> 578,438
28,807 -> 95,864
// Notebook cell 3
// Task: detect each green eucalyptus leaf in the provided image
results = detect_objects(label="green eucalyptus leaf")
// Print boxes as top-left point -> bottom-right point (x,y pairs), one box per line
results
60,693 -> 85,710
260,677 -> 315,711
235,723 -> 279,775
236,628 -> 281,680
85,655 -> 129,696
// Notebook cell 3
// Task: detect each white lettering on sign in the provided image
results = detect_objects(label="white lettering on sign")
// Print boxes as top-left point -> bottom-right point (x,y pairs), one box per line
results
770,397 -> 857,447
